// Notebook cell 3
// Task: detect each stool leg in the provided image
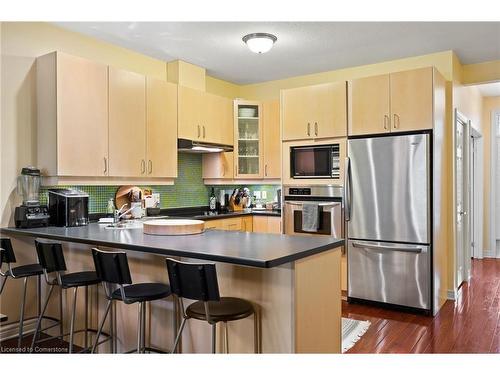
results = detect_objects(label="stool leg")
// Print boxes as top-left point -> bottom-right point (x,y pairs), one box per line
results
17,277 -> 28,348
224,322 -> 229,354
91,298 -> 111,354
137,302 -> 142,353
31,284 -> 54,352
171,316 -> 187,354
36,275 -> 41,340
59,285 -> 64,337
253,309 -> 260,354
0,275 -> 7,295
84,285 -> 89,350
211,323 -> 217,354
141,302 -> 146,353
69,287 -> 78,353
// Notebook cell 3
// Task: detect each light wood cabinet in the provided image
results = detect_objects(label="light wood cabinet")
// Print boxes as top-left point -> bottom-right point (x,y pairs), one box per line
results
390,67 -> 433,132
234,100 -> 263,178
349,67 -> 434,136
37,52 -> 109,177
203,216 -> 252,232
108,67 -> 147,177
282,82 -> 347,141
348,74 -> 390,136
263,100 -> 281,179
252,216 -> 282,234
178,87 -> 233,145
202,152 -> 234,179
146,78 -> 177,178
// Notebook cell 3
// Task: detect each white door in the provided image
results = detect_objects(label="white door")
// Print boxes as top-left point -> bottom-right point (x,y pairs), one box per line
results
455,110 -> 470,288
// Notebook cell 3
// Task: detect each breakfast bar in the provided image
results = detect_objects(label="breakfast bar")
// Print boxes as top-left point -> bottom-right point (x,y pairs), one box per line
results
1,224 -> 343,353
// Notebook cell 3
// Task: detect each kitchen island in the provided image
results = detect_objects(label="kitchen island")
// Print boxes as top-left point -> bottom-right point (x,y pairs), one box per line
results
1,224 -> 343,353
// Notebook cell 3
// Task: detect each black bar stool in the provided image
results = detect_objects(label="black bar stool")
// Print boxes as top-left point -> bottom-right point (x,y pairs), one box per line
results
0,238 -> 60,349
91,248 -> 172,353
30,240 -> 110,353
166,258 -> 260,354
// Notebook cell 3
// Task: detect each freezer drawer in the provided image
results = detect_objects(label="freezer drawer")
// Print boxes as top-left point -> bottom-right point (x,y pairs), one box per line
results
347,240 -> 430,310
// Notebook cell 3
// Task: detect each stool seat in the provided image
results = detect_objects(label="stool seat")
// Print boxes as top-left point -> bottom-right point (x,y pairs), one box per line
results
112,282 -> 171,303
5,263 -> 43,278
186,297 -> 255,322
61,271 -> 100,288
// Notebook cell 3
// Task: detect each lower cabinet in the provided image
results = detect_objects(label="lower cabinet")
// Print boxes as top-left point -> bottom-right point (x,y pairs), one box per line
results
203,216 -> 253,232
252,216 -> 282,234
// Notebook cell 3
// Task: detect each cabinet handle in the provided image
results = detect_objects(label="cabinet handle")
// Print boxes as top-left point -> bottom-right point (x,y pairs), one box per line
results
103,157 -> 107,174
148,160 -> 152,174
384,115 -> 390,130
141,160 -> 146,174
307,122 -> 311,136
393,114 -> 400,129
265,164 -> 268,177
314,122 -> 318,136
197,125 -> 201,138
203,125 -> 206,138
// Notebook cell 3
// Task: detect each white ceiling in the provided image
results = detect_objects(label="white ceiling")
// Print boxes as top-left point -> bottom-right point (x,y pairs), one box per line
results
475,82 -> 500,97
54,22 -> 500,84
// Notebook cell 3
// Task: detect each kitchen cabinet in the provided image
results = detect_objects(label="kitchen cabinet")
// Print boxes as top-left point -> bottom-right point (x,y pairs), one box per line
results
108,67 -> 147,177
252,216 -> 282,234
37,51 -> 109,177
234,100 -> 263,178
348,67 -> 434,136
203,216 -> 252,232
348,74 -> 391,136
178,86 -> 233,145
281,82 -> 347,141
202,152 -> 234,179
263,100 -> 281,179
146,78 -> 178,178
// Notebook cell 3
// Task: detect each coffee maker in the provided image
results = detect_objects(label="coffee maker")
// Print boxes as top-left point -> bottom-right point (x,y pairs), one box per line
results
14,167 -> 50,228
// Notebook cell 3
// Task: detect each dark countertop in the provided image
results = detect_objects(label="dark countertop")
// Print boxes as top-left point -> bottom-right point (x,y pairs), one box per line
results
1,223 -> 343,269
175,208 -> 281,221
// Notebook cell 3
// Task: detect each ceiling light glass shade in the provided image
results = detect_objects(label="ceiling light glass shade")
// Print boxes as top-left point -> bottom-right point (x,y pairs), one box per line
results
242,33 -> 277,54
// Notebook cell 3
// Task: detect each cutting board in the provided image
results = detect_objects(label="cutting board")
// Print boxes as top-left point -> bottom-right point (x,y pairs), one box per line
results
143,219 -> 205,236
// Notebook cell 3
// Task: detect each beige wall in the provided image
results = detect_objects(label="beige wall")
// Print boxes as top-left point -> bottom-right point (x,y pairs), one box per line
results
482,96 -> 500,253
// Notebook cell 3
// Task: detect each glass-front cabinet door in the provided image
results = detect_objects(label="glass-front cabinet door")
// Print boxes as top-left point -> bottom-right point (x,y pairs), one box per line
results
234,100 -> 263,178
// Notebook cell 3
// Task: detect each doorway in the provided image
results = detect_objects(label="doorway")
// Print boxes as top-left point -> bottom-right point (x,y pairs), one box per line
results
469,127 -> 483,260
455,109 -> 471,289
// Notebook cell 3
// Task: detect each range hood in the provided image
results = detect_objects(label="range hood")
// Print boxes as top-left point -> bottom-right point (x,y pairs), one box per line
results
177,139 -> 234,153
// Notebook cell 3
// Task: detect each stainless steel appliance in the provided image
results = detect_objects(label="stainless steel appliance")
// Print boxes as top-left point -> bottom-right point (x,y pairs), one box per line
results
14,167 -> 49,228
345,132 -> 431,311
290,144 -> 340,179
283,185 -> 343,238
48,189 -> 89,227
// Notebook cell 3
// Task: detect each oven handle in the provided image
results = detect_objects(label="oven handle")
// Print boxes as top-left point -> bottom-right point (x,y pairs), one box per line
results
344,157 -> 352,221
284,201 -> 341,207
351,241 -> 423,254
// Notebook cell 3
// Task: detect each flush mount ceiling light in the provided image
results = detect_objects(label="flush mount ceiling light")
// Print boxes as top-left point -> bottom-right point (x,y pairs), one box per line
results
242,33 -> 277,54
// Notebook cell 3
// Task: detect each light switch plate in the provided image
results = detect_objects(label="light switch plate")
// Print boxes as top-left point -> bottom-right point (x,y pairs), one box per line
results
261,191 -> 267,199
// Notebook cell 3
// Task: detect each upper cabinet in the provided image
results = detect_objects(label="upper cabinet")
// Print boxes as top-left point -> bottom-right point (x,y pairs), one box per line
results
37,52 -> 109,177
178,86 -> 233,145
108,67 -> 147,177
234,100 -> 263,178
348,67 -> 434,136
37,51 -> 178,183
282,82 -> 347,141
146,78 -> 178,178
262,99 -> 281,179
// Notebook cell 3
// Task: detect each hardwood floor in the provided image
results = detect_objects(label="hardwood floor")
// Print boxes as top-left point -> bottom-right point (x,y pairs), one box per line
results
343,259 -> 500,353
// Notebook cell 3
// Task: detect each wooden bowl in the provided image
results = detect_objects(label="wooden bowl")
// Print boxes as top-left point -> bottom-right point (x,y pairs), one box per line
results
143,219 -> 205,236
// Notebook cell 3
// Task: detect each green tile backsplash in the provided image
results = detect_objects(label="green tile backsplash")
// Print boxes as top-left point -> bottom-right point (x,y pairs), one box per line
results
40,153 -> 280,214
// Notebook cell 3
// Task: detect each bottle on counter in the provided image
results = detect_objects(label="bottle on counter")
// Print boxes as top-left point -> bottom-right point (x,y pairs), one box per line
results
209,187 -> 217,212
106,198 -> 115,218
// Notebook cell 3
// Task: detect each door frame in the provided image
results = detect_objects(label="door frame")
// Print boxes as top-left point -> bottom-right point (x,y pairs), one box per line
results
469,126 -> 483,260
490,110 -> 500,258
453,109 -> 471,291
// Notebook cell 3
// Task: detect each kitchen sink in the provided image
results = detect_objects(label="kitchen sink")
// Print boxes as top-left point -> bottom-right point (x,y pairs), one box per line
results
104,216 -> 169,230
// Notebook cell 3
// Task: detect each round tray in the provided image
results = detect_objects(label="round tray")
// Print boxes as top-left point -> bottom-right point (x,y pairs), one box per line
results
143,219 -> 205,236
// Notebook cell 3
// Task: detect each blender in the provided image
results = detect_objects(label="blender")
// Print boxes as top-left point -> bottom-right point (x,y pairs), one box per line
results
14,166 -> 50,228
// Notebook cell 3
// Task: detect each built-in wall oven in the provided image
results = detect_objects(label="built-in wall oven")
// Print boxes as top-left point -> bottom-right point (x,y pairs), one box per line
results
283,185 -> 343,239
290,144 -> 340,179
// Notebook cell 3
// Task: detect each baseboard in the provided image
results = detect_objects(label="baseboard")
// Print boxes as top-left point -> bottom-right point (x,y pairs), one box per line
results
483,249 -> 498,258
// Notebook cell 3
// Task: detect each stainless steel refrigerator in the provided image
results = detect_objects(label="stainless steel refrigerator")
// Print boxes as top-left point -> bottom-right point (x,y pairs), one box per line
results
345,132 -> 431,311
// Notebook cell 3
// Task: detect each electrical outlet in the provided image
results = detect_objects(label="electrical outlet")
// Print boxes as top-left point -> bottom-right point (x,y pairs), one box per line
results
254,191 -> 261,199
261,191 -> 267,199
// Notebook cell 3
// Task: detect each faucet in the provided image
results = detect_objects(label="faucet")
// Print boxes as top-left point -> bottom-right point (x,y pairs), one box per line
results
114,204 -> 134,223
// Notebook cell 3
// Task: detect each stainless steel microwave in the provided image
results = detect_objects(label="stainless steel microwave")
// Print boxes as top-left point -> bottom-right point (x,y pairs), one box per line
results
290,144 -> 340,179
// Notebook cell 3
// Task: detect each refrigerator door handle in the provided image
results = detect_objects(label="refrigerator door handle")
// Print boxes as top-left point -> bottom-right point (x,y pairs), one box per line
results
344,157 -> 352,221
351,241 -> 423,253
